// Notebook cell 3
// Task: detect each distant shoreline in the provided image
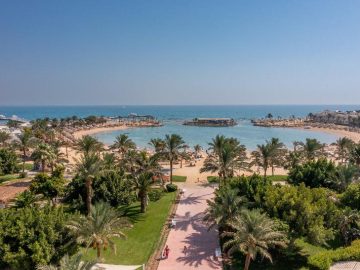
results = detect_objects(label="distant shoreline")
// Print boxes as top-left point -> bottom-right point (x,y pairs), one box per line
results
73,125 -> 129,139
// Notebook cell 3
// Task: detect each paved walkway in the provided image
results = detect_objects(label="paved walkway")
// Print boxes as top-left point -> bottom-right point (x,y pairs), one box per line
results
157,160 -> 222,270
331,261 -> 360,270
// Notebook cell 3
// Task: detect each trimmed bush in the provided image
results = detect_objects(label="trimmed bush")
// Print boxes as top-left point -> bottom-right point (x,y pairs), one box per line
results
308,240 -> 360,270
166,183 -> 178,192
148,189 -> 163,202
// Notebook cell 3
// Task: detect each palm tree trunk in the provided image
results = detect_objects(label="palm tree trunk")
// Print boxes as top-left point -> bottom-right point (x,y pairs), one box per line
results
85,177 -> 93,216
263,165 -> 267,178
42,160 -> 46,173
22,149 -> 26,173
244,253 -> 251,270
170,159 -> 173,184
272,165 -> 274,176
140,192 -> 147,213
97,244 -> 101,260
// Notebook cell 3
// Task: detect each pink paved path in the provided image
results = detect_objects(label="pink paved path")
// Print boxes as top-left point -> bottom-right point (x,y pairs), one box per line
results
157,185 -> 222,270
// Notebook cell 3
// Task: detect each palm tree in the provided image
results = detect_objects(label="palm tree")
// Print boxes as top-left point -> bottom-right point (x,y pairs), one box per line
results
51,140 -> 68,168
31,143 -> 56,172
267,138 -> 286,176
334,137 -> 354,164
300,138 -> 324,161
336,164 -> 359,191
0,131 -> 11,147
75,135 -> 103,156
148,138 -> 165,153
102,152 -> 117,171
251,144 -> 272,178
208,135 -> 227,155
75,153 -> 102,215
222,209 -> 287,270
67,202 -> 129,261
350,143 -> 360,167
203,185 -> 246,230
157,134 -> 186,184
193,144 -> 202,157
111,134 -> 136,158
37,254 -> 97,270
201,139 -> 248,183
15,128 -> 35,173
133,171 -> 154,213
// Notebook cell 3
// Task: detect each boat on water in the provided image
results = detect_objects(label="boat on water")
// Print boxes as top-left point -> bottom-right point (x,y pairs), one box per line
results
183,118 -> 237,127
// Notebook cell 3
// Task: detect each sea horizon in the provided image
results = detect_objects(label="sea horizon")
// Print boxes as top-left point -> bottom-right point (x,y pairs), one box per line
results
2,104 -> 359,150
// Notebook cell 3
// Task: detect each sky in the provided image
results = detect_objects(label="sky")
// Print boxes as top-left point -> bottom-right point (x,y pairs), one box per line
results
0,0 -> 360,105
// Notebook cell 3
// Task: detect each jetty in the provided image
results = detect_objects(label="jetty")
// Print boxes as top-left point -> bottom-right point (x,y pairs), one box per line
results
183,117 -> 237,127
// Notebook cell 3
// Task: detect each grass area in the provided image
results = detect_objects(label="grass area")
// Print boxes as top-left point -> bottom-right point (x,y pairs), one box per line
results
0,174 -> 19,184
226,238 -> 329,270
267,175 -> 288,182
207,176 -> 219,183
172,175 -> 187,182
83,191 -> 177,265
23,163 -> 34,171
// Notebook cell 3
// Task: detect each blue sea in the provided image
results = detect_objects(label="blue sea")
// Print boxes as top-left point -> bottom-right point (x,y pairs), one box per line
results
1,105 -> 359,150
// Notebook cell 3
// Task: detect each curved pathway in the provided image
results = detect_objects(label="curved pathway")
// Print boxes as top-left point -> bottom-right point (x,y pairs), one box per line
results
157,159 -> 222,270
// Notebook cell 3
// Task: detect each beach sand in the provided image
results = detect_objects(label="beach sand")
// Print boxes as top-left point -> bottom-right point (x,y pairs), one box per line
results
73,125 -> 128,139
299,127 -> 360,142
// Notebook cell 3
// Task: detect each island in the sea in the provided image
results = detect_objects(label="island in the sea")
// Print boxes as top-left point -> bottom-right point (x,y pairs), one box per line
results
183,117 -> 237,127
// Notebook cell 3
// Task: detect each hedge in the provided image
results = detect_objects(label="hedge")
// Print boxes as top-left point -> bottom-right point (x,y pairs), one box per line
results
308,240 -> 360,270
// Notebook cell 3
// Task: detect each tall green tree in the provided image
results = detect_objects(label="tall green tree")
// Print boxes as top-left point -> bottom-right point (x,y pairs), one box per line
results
111,134 -> 136,158
300,138 -> 324,161
15,128 -> 35,173
203,185 -> 246,230
0,131 -> 11,147
31,143 -> 56,172
267,138 -> 286,176
350,143 -> 360,167
201,137 -> 248,183
75,136 -> 103,156
67,202 -> 129,261
75,153 -> 102,215
334,137 -> 354,164
222,209 -> 287,270
251,144 -> 272,178
157,134 -> 186,184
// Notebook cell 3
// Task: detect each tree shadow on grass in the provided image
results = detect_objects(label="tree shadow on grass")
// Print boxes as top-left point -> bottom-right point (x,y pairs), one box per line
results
118,204 -> 144,223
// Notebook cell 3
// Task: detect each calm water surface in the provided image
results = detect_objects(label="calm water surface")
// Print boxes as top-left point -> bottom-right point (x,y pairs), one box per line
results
1,105 -> 359,149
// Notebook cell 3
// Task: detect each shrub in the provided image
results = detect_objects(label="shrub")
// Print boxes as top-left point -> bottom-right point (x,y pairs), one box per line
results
288,159 -> 338,190
0,148 -> 19,175
229,174 -> 272,206
308,240 -> 360,270
341,183 -> 360,210
166,183 -> 178,192
207,176 -> 219,183
148,189 -> 163,202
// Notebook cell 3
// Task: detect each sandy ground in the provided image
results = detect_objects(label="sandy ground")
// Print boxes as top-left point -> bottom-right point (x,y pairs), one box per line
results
73,125 -> 128,139
299,126 -> 360,142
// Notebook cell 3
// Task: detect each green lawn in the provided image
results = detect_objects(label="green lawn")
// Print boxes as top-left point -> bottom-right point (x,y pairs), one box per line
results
267,175 -> 288,182
83,191 -> 177,265
23,163 -> 34,171
172,175 -> 187,182
0,174 -> 19,184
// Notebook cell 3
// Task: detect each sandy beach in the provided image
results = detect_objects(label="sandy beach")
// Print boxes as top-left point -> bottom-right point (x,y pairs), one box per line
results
73,125 -> 129,139
299,126 -> 360,143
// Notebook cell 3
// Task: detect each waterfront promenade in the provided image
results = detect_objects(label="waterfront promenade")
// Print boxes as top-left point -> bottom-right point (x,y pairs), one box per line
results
157,160 -> 222,270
